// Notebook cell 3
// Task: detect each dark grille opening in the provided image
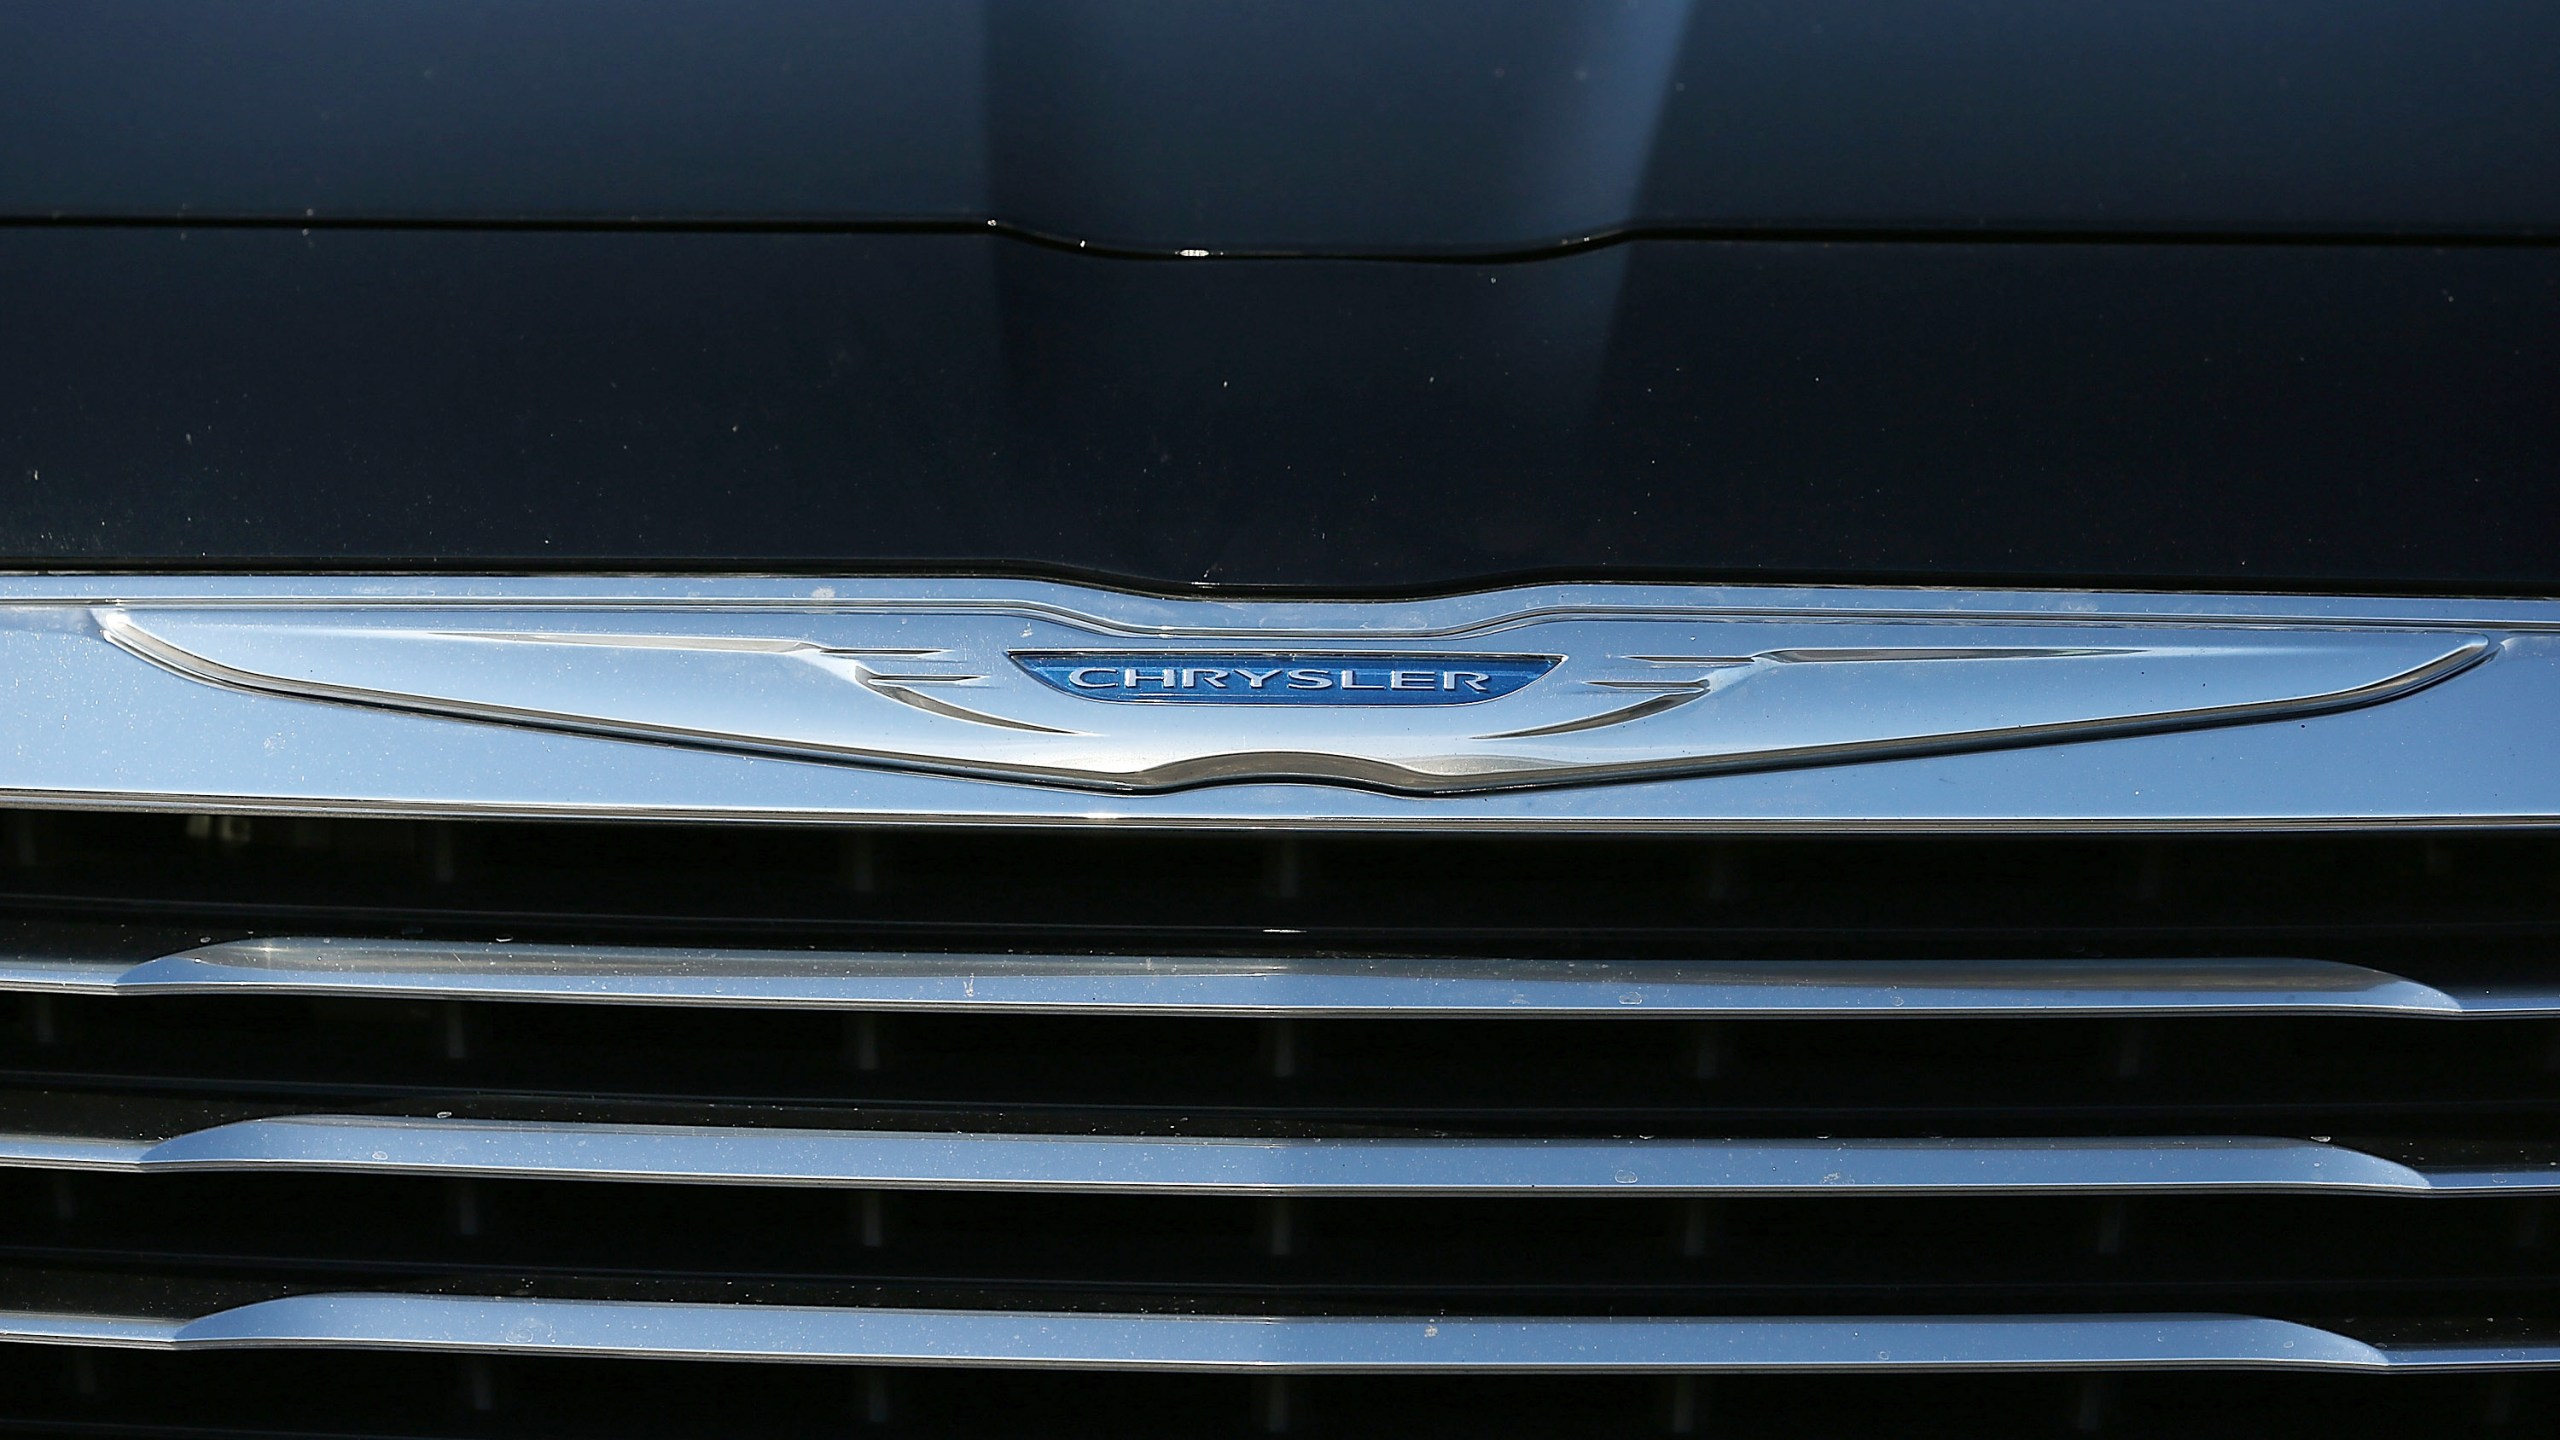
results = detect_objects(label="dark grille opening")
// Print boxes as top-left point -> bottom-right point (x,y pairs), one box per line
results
8,808 -> 2560,1432
14,994 -> 2560,1141
4,810 -> 2559,957
10,1175 -> 2560,1323
1,1348 -> 2555,1440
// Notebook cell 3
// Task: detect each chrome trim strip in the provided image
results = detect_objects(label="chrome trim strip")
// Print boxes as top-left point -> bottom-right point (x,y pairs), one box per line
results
0,576 -> 2553,828
7,1117 -> 2552,1196
0,1312 -> 188,1350
4,575 -> 2557,630
12,940 -> 2559,1018
3,1296 -> 2554,1372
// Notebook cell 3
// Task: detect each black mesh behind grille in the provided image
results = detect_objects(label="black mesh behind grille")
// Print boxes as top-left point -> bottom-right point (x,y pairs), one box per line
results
9,810 -> 2560,957
5,1350 -> 2552,1440
7,810 -> 2560,1436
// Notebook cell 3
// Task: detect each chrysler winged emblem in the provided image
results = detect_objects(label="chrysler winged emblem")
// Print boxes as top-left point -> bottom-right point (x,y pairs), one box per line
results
94,598 -> 2487,794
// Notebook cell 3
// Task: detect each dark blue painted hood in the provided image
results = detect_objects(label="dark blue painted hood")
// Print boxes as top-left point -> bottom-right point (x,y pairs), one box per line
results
2,2 -> 2556,591
3,0 -> 2553,247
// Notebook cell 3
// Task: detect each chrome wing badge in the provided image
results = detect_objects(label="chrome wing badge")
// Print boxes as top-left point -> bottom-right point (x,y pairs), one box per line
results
94,601 -> 2488,794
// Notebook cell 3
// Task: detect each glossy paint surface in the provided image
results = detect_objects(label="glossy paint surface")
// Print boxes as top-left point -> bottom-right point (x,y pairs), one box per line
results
3,2 -> 2554,587
4,1 -> 2553,243
1,232 -> 2554,588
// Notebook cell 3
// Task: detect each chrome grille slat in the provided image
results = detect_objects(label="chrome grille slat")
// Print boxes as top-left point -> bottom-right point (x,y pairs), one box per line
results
3,1295 -> 2556,1374
7,1118 -> 2553,1196
9,939 -> 2555,1018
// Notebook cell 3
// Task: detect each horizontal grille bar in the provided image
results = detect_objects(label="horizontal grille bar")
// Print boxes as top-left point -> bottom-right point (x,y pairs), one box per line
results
3,1296 -> 2554,1373
9,939 -> 2555,1018
5,1117 -> 2556,1196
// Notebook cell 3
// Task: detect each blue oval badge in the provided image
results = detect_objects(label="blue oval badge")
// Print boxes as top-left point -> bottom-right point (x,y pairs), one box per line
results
1011,653 -> 1557,705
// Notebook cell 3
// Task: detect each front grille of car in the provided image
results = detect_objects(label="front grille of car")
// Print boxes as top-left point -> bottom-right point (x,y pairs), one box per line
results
4,811 -> 2559,1435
